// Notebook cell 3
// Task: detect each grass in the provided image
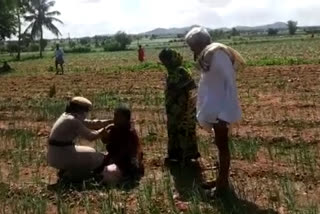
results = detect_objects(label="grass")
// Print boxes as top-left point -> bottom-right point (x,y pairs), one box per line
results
1,36 -> 320,77
0,35 -> 319,213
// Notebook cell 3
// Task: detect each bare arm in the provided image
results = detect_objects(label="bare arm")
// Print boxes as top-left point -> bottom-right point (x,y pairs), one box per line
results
76,120 -> 105,141
83,119 -> 113,130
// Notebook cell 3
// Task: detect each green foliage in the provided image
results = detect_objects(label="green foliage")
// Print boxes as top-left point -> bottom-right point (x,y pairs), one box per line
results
64,46 -> 91,53
29,43 -> 39,52
103,32 -> 132,52
103,39 -> 122,52
6,42 -> 19,53
231,27 -> 240,36
209,29 -> 228,40
24,0 -> 63,57
68,40 -> 76,48
288,20 -> 298,35
268,28 -> 279,36
80,37 -> 90,46
150,34 -> 157,40
114,31 -> 132,49
0,0 -> 17,40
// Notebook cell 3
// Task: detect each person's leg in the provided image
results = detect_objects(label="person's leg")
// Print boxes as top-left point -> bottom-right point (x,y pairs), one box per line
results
213,120 -> 230,191
179,121 -> 200,162
63,145 -> 105,181
55,60 -> 59,74
167,120 -> 182,161
60,63 -> 64,74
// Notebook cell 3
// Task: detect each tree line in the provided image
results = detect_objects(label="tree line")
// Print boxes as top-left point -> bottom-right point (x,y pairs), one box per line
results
0,0 -> 63,59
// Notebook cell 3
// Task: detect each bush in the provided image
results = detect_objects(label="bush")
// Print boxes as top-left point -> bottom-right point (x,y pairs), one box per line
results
29,43 -> 39,52
209,30 -> 228,40
114,31 -> 132,49
80,37 -> 90,46
6,42 -> 19,53
268,28 -> 279,36
288,20 -> 298,35
103,39 -> 123,52
64,46 -> 91,53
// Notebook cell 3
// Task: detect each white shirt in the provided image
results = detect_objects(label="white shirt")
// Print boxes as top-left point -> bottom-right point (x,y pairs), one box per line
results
197,50 -> 241,131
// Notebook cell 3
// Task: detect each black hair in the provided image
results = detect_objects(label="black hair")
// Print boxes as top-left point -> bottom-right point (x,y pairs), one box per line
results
65,102 -> 90,114
115,104 -> 131,121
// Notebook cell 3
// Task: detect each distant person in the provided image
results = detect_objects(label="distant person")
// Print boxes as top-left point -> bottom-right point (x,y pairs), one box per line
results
47,97 -> 113,182
159,48 -> 200,163
185,27 -> 245,197
54,44 -> 65,75
100,105 -> 144,184
138,45 -> 145,62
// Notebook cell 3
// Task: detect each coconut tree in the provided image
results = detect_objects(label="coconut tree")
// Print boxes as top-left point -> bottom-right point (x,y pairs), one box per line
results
15,0 -> 30,60
24,0 -> 63,57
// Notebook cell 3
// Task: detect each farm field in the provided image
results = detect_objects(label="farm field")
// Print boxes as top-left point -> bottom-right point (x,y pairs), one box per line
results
0,38 -> 320,213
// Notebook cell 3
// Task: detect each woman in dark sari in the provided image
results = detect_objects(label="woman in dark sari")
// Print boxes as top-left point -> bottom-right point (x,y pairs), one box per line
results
159,48 -> 200,163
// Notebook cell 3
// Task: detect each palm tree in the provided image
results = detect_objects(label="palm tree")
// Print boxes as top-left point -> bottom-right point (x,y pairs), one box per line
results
15,0 -> 29,60
24,0 -> 63,58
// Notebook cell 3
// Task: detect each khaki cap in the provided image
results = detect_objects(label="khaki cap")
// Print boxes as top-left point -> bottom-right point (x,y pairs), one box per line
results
71,96 -> 92,108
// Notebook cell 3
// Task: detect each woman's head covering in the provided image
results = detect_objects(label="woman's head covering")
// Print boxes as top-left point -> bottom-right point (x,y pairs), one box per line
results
185,27 -> 212,48
159,48 -> 183,69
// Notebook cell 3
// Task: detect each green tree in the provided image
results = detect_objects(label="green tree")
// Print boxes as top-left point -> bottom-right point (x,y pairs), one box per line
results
209,29 -> 227,40
268,28 -> 278,36
231,27 -> 240,36
80,37 -> 90,46
24,0 -> 63,58
287,20 -> 298,35
0,0 -> 17,40
114,31 -> 132,50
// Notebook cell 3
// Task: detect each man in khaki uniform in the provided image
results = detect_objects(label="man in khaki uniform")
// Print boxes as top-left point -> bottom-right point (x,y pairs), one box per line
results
47,97 -> 113,181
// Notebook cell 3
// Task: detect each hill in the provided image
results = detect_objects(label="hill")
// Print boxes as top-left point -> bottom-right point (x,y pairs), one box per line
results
141,22 -> 289,35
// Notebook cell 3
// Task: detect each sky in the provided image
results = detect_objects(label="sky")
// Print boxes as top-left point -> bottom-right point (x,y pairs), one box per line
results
41,0 -> 320,38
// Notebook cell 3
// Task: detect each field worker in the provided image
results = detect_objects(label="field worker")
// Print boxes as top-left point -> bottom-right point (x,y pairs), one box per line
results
159,48 -> 200,163
47,96 -> 113,182
185,27 -> 245,197
55,44 -> 65,75
138,45 -> 145,62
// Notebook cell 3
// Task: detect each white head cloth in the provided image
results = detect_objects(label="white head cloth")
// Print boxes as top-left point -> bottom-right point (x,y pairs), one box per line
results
185,27 -> 212,47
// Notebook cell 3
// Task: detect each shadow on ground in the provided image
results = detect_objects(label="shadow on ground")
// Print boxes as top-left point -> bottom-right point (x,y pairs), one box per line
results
168,161 -> 278,214
47,174 -> 141,193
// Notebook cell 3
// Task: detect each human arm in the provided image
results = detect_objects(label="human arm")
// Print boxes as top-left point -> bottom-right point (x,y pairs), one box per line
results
83,119 -> 113,130
100,124 -> 115,144
75,119 -> 106,141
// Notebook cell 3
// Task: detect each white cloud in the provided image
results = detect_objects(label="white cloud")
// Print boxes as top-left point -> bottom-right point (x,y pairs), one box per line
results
41,0 -> 320,38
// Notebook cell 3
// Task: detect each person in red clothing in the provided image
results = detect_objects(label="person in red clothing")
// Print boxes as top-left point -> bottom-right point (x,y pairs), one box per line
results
138,45 -> 145,62
100,105 -> 144,184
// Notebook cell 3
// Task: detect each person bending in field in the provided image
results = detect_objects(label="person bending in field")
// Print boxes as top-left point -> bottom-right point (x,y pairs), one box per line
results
55,44 -> 65,75
100,105 -> 144,184
159,48 -> 200,163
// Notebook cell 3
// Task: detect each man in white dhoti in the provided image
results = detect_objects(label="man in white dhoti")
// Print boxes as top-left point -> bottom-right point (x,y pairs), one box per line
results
185,27 -> 245,196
